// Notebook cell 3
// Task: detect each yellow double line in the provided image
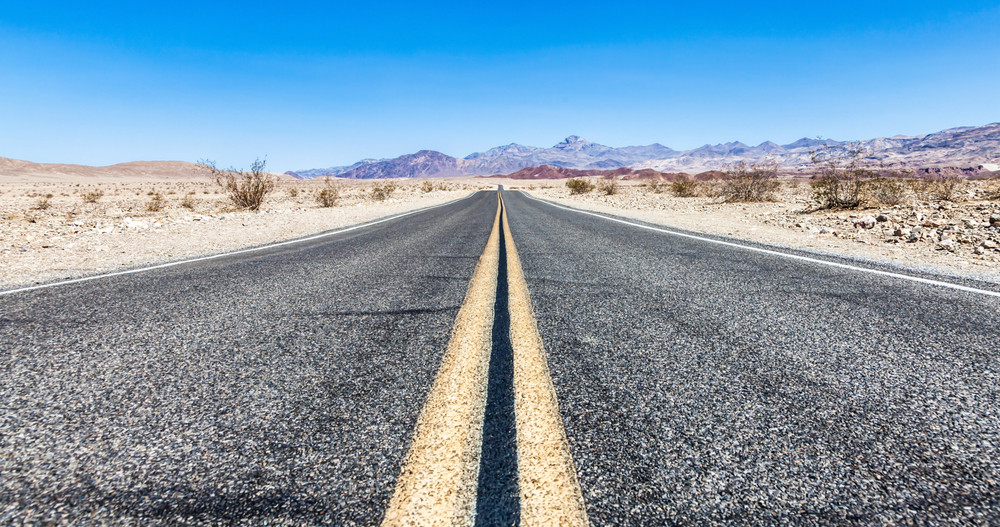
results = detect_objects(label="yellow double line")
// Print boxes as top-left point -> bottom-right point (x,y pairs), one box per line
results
382,191 -> 588,527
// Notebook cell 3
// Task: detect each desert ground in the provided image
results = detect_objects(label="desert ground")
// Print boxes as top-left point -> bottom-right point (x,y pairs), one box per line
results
512,176 -> 1000,283
3,169 -> 1000,290
0,176 -> 492,289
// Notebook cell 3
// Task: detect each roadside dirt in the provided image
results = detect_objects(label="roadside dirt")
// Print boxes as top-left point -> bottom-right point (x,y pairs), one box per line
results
0,179 -> 491,289
519,179 -> 1000,284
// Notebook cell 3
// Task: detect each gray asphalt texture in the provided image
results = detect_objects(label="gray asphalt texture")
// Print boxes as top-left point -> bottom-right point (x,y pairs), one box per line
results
503,191 -> 1000,526
0,191 -> 498,525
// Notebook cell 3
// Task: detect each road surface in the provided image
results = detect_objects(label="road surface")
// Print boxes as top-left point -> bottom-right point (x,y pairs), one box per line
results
2,188 -> 998,525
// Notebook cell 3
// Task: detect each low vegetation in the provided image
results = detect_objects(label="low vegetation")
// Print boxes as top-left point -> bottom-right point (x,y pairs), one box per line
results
598,177 -> 620,196
146,193 -> 164,212
200,157 -> 275,211
421,180 -> 435,193
82,190 -> 104,203
566,178 -> 594,194
370,181 -> 397,201
670,175 -> 700,197
316,177 -> 340,207
720,159 -> 780,202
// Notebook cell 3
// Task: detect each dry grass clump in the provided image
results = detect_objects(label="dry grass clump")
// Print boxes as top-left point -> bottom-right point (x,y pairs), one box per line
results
180,193 -> 197,210
370,181 -> 397,201
287,187 -> 299,198
598,177 -> 620,196
671,175 -> 701,197
316,178 -> 340,207
146,193 -> 164,212
719,159 -> 780,202
201,157 -> 275,211
33,198 -> 51,210
82,190 -> 104,203
645,180 -> 667,194
566,178 -> 594,194
421,180 -> 435,193
868,177 -> 908,206
918,175 -> 965,201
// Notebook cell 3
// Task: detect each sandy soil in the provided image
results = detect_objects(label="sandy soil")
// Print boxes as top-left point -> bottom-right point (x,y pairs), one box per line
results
516,178 -> 1000,284
0,178 -> 496,289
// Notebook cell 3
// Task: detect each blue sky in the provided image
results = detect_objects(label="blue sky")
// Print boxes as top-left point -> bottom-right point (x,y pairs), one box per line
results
2,1 -> 999,172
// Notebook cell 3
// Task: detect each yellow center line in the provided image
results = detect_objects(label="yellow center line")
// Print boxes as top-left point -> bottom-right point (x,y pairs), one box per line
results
502,194 -> 590,527
383,190 -> 589,526
381,194 -> 502,527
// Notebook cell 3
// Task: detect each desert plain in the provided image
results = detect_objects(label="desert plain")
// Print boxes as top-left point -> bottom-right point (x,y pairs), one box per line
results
2,158 -> 1000,290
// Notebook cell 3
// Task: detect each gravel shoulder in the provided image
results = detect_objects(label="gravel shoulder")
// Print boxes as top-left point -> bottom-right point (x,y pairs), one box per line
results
0,178 -> 493,289
520,181 -> 1000,285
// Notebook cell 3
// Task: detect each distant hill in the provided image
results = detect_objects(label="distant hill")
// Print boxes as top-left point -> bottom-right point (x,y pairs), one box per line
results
295,123 -> 1000,179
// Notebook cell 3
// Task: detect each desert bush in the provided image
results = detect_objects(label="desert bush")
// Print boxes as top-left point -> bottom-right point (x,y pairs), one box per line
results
671,175 -> 700,197
83,190 -> 104,203
719,159 -> 780,202
33,198 -> 51,210
986,178 -> 1000,200
317,177 -> 340,207
370,180 -> 398,201
598,177 -> 620,196
921,174 -> 965,201
810,143 -> 878,209
287,187 -> 299,198
646,180 -> 666,194
421,180 -> 435,193
566,178 -> 594,194
181,193 -> 197,210
146,193 -> 164,212
868,177 -> 907,206
201,157 -> 275,211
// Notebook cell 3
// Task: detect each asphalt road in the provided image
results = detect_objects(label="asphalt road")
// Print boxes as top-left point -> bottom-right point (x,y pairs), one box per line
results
3,188 -> 999,526
502,190 -> 1000,526
0,191 -> 497,525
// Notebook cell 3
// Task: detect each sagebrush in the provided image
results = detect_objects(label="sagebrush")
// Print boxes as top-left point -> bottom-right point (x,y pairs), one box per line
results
202,157 -> 275,211
566,178 -> 594,194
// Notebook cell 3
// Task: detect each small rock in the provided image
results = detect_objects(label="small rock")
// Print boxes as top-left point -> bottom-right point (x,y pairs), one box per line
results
876,214 -> 890,222
937,239 -> 956,251
854,216 -> 877,229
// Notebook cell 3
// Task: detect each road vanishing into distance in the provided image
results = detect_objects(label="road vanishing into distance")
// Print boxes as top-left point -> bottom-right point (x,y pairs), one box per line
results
2,189 -> 999,526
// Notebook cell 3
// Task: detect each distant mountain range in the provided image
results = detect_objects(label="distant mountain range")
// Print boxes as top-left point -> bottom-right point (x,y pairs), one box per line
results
290,123 -> 1000,179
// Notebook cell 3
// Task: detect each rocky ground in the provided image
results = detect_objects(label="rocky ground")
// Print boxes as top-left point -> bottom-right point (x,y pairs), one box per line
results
519,178 -> 1000,283
0,179 -> 490,289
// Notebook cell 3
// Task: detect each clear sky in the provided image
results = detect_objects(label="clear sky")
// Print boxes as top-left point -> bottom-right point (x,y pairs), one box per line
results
2,1 -> 999,172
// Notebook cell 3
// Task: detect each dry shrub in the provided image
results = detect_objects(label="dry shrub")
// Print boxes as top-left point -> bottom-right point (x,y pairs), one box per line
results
83,190 -> 104,203
181,193 -> 197,210
921,174 -> 965,201
33,198 -> 51,210
287,187 -> 299,198
810,143 -> 881,209
370,180 -> 397,201
868,177 -> 907,206
146,193 -> 164,212
987,178 -> 1000,201
720,159 -> 780,202
201,157 -> 275,211
566,178 -> 594,194
671,175 -> 700,197
598,177 -> 620,196
646,180 -> 666,194
421,180 -> 435,193
317,177 -> 340,207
